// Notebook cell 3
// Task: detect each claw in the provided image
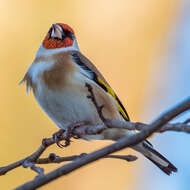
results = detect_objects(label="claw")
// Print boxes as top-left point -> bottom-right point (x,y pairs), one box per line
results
52,122 -> 85,148
63,125 -> 78,147
64,123 -> 84,146
52,129 -> 65,148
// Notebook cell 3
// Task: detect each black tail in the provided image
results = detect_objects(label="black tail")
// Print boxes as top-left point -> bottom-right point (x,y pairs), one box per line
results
143,142 -> 177,175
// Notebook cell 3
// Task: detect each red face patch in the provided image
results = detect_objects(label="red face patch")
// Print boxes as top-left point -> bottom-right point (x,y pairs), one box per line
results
42,23 -> 75,49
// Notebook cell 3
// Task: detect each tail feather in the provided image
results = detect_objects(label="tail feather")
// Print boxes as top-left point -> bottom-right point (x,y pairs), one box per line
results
143,142 -> 177,175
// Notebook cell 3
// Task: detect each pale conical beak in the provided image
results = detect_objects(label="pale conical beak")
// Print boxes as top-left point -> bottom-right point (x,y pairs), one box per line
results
51,24 -> 63,39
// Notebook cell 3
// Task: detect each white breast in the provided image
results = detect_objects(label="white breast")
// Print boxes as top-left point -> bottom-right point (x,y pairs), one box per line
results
32,69 -> 102,129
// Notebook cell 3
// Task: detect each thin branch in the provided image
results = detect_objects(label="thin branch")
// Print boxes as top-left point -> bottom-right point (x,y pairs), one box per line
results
23,160 -> 44,176
159,122 -> 190,133
0,88 -> 189,176
105,119 -> 190,134
86,83 -> 106,121
105,155 -> 137,162
35,154 -> 81,164
0,144 -> 47,176
35,153 -> 137,164
0,123 -> 84,176
1,116 -> 190,176
15,97 -> 190,190
184,118 -> 190,124
0,123 -> 131,176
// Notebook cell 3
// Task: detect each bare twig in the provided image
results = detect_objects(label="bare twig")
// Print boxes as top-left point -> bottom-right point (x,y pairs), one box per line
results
184,118 -> 190,124
35,153 -> 137,164
15,97 -> 190,190
35,153 -> 84,164
0,122 -> 85,176
23,160 -> 44,176
0,122 -> 133,176
159,122 -> 190,133
105,119 -> 190,133
105,155 -> 137,162
86,83 -> 106,121
0,144 -> 47,176
1,114 -> 190,176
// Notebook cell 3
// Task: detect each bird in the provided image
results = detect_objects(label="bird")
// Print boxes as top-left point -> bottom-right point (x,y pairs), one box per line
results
21,23 -> 177,175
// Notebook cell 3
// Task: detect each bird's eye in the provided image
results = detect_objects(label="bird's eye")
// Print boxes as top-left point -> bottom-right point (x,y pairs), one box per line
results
61,31 -> 66,38
48,27 -> 53,35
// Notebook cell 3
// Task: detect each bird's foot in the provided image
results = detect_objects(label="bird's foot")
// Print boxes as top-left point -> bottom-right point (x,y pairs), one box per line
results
53,122 -> 85,148
64,122 -> 85,146
52,129 -> 66,148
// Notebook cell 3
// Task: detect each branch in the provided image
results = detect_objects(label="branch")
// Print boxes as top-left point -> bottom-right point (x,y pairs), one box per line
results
0,145 -> 47,176
158,122 -> 190,133
105,119 -> 190,133
35,153 -> 79,164
0,123 -> 130,176
1,109 -> 189,176
0,123 -> 85,176
35,153 -> 137,164
23,161 -> 44,176
85,83 -> 106,121
14,97 -> 190,190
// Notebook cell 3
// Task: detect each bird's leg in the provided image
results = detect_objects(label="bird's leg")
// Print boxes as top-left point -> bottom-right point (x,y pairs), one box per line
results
52,129 -> 66,148
53,122 -> 86,148
64,122 -> 86,147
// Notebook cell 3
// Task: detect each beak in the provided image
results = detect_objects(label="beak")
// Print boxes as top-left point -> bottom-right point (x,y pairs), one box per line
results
51,24 -> 63,39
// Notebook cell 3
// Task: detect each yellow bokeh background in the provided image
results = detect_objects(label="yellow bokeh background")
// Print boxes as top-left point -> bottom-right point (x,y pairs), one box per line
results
0,0 -> 180,189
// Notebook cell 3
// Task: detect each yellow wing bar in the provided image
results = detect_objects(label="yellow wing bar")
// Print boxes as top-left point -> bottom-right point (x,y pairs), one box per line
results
71,53 -> 130,121
97,77 -> 130,121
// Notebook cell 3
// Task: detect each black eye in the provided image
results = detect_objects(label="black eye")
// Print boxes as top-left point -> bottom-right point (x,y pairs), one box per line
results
61,31 -> 66,38
63,30 -> 74,39
48,27 -> 53,35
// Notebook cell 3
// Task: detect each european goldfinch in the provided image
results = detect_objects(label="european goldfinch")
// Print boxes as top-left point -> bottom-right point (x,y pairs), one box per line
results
21,23 -> 177,175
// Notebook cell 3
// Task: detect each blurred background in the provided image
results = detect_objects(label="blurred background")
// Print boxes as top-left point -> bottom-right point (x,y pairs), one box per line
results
0,0 -> 189,189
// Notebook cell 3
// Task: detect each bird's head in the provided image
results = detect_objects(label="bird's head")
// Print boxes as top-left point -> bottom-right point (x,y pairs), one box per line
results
42,23 -> 76,49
